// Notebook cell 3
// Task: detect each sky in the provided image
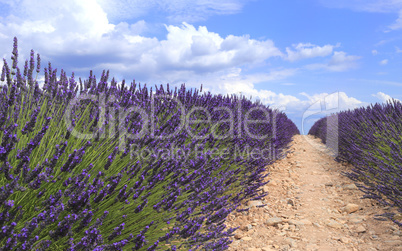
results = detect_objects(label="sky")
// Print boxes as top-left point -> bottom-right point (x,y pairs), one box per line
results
0,0 -> 401,134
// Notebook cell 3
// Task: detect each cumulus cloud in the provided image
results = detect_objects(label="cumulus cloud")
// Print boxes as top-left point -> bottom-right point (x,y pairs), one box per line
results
0,0 -> 283,86
94,22 -> 283,83
300,92 -> 364,110
207,69 -> 365,122
396,46 -> 402,53
380,59 -> 388,65
372,49 -> 378,55
298,91 -> 366,131
220,77 -> 301,109
372,92 -> 400,103
155,23 -> 283,72
277,91 -> 365,134
2,0 -> 114,38
285,43 -> 338,62
197,67 -> 297,95
305,51 -> 361,72
172,66 -> 300,112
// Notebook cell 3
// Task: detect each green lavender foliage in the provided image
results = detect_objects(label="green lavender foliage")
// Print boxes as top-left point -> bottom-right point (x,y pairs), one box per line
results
0,37 -> 299,250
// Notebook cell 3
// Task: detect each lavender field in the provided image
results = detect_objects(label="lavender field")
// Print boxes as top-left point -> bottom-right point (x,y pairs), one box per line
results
0,38 -> 299,250
2,34 -> 401,250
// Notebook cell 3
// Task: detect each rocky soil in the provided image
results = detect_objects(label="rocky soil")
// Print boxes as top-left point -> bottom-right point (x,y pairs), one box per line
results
226,135 -> 401,251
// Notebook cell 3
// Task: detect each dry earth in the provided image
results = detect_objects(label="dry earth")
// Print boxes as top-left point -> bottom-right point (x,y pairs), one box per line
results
226,135 -> 402,251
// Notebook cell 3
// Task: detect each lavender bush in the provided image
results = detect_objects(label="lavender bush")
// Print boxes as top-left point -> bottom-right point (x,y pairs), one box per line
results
0,37 -> 299,250
309,100 -> 402,226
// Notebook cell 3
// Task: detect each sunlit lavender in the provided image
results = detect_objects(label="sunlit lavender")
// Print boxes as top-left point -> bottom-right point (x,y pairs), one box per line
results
0,37 -> 299,250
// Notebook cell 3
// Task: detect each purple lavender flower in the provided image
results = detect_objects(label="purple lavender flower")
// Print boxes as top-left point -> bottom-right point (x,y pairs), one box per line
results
49,214 -> 78,240
107,223 -> 125,241
21,107 -> 41,135
11,37 -> 18,71
36,53 -> 41,74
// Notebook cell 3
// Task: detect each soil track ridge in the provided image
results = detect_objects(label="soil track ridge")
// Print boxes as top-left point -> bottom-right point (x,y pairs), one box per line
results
226,135 -> 401,251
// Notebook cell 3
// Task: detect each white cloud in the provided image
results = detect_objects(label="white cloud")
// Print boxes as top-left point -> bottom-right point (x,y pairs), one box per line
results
350,78 -> 402,86
207,69 -> 365,122
375,40 -> 389,46
3,0 -> 114,38
299,91 -> 366,123
319,0 -> 402,13
0,0 -> 283,85
327,52 -> 361,71
285,43 -> 338,62
291,91 -> 366,134
380,59 -> 389,65
319,0 -> 402,31
302,92 -> 363,108
193,67 -> 297,94
103,22 -> 283,81
96,0 -> 249,23
179,67 -> 301,111
153,23 -> 283,72
305,51 -> 361,72
396,46 -> 402,53
0,0 -> 369,132
372,49 -> 378,55
220,77 -> 300,108
372,92 -> 400,103
389,10 -> 402,30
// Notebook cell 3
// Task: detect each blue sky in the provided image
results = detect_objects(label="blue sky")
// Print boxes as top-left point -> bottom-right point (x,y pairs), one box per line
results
0,0 -> 401,134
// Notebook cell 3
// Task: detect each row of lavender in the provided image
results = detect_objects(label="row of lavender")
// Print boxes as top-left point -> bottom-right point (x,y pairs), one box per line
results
309,100 -> 402,226
0,37 -> 299,250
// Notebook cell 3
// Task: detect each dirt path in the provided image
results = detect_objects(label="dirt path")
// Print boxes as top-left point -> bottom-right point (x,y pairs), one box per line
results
226,135 -> 401,251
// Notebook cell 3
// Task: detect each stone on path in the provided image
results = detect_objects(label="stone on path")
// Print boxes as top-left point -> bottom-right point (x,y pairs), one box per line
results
343,183 -> 358,190
242,237 -> 252,241
342,203 -> 360,214
265,217 -> 283,226
261,247 -> 275,251
326,219 -> 343,229
356,225 -> 366,233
